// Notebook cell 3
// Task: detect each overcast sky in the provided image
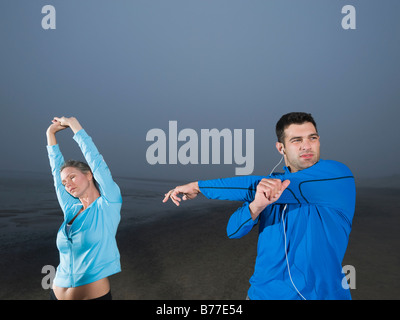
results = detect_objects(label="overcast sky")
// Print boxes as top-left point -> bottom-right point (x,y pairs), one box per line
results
1,0 -> 399,182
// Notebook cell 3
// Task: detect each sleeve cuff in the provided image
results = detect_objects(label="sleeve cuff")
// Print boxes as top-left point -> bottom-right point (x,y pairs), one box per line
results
198,180 -> 213,199
243,202 -> 259,224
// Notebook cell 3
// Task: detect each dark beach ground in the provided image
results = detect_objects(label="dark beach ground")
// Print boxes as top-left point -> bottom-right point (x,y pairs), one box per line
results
0,172 -> 399,300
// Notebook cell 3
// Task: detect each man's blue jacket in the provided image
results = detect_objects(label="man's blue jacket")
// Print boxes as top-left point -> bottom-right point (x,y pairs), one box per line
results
198,159 -> 356,300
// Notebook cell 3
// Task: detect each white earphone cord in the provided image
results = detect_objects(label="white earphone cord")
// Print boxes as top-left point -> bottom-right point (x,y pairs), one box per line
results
269,155 -> 284,175
281,204 -> 307,300
270,156 -> 306,300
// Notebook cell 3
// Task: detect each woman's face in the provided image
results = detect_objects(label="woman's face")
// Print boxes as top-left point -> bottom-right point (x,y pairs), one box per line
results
60,167 -> 92,198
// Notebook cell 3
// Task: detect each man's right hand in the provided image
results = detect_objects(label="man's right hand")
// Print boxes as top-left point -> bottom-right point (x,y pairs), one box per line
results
249,179 -> 290,220
162,181 -> 200,206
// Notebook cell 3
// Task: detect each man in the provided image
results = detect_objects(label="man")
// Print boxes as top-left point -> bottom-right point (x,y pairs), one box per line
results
163,112 -> 356,300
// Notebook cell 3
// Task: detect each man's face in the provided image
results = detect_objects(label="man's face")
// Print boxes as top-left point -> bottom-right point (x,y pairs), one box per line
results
277,122 -> 320,173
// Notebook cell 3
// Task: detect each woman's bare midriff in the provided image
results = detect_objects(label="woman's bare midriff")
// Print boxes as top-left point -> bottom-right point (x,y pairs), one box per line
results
52,277 -> 110,300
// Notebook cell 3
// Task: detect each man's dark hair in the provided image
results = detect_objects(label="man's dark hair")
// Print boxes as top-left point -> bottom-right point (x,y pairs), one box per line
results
275,112 -> 317,143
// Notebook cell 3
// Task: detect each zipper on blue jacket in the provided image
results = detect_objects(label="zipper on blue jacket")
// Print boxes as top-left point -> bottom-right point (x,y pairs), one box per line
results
67,235 -> 74,287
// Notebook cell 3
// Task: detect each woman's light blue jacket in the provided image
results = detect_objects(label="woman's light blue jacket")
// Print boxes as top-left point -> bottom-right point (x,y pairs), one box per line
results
47,129 -> 122,288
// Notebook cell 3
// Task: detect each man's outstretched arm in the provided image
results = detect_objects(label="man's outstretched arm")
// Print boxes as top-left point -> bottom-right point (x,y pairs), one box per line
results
163,176 -> 267,206
162,176 -> 290,219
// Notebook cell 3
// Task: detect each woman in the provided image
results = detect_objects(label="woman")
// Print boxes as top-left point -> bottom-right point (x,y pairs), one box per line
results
46,116 -> 122,300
